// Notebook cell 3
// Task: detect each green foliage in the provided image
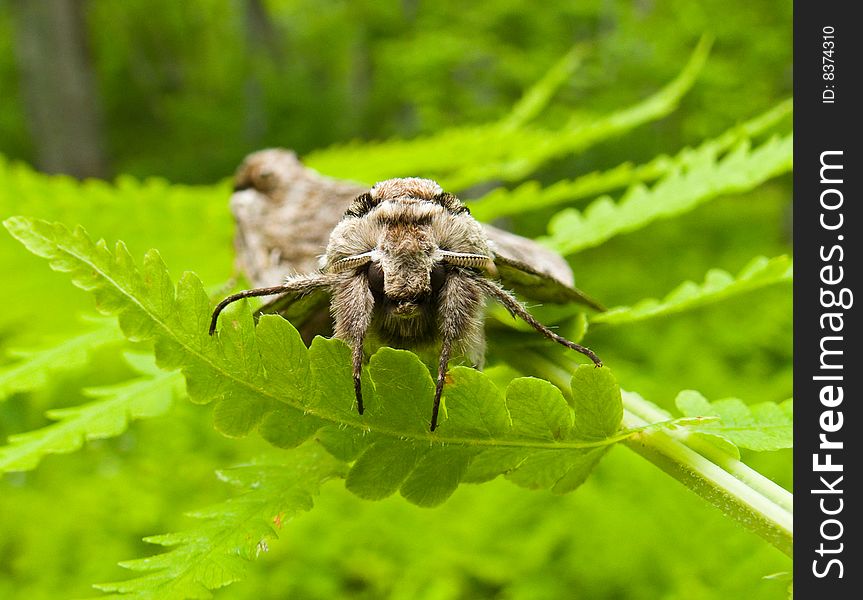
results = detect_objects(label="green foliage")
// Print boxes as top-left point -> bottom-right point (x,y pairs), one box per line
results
0,156 -> 233,337
305,37 -> 710,191
96,444 -> 346,599
0,318 -> 122,400
0,353 -> 179,473
1,97 -> 794,595
675,390 -> 793,453
468,98 -> 792,221
1,1 -> 792,184
542,133 -> 793,256
592,255 -> 792,327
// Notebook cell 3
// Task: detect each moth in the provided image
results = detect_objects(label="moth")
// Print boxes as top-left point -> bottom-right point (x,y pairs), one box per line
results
210,149 -> 603,431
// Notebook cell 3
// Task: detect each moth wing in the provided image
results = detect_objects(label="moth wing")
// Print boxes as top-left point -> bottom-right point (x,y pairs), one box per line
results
482,224 -> 605,311
228,149 -> 356,341
230,148 -> 365,288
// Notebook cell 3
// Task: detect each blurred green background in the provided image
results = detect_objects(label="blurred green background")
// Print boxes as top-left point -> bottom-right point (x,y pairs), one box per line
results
1,0 -> 791,183
0,1 -> 792,598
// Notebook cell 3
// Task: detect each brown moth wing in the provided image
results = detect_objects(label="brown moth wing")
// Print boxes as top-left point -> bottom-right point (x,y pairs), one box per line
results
484,224 -> 604,310
229,149 -> 358,338
230,148 -> 365,288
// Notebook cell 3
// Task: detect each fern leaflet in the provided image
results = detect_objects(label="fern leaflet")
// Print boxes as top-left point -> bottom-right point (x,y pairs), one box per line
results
675,390 -> 793,454
304,38 -> 709,191
468,98 -> 791,221
0,353 -> 179,473
0,318 -> 122,401
497,43 -> 585,131
592,255 -> 792,327
96,444 -> 346,599
541,133 -> 793,256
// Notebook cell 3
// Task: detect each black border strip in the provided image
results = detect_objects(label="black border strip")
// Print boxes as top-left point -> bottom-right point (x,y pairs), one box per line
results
794,2 -> 862,596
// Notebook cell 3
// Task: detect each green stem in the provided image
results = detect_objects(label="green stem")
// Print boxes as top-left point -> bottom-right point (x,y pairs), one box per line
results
622,394 -> 792,557
518,350 -> 793,557
625,391 -> 793,515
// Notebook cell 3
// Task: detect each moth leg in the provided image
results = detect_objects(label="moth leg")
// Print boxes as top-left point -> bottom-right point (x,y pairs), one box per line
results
430,336 -> 453,431
431,273 -> 486,431
330,272 -> 375,416
475,277 -> 602,367
209,274 -> 332,335
351,336 -> 366,415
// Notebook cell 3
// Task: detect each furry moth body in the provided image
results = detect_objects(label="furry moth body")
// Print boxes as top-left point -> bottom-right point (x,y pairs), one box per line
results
211,150 -> 602,431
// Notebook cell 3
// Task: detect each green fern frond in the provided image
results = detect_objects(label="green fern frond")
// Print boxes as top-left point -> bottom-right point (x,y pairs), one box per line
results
96,444 -> 346,599
5,217 -> 627,508
0,157 -> 229,222
675,390 -> 793,454
469,98 -> 792,221
304,37 -> 710,191
441,36 -> 712,191
0,353 -> 179,473
0,158 -> 233,313
592,255 -> 792,327
497,43 -> 586,131
541,133 -> 793,256
0,318 -> 122,401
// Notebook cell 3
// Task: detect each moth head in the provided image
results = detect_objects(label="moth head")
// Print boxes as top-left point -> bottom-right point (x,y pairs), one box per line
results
326,178 -> 495,318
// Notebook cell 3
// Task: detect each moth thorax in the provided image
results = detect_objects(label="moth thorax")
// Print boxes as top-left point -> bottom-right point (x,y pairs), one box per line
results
370,178 -> 443,201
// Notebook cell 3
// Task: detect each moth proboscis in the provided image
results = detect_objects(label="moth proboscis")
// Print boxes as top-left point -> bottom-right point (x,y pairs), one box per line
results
210,149 -> 604,431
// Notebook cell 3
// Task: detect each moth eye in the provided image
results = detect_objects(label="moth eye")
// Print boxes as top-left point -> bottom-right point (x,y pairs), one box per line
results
430,263 -> 447,293
367,262 -> 385,294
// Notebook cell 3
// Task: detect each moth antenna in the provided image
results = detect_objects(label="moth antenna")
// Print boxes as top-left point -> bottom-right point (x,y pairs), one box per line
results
439,251 -> 497,275
430,336 -> 453,431
209,275 -> 332,335
475,278 -> 603,367
328,252 -> 374,273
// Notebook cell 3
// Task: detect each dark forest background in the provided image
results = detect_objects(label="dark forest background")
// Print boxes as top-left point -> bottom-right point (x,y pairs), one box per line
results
1,0 -> 790,184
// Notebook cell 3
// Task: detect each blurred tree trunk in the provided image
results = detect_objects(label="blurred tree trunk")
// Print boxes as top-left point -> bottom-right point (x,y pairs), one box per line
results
242,0 -> 282,145
11,0 -> 109,178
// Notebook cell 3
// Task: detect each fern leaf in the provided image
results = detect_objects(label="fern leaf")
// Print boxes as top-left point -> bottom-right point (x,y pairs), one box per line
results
441,36 -> 711,191
497,44 -> 585,131
96,444 -> 346,599
542,133 -> 793,256
304,38 -> 709,191
469,98 -> 792,221
0,157 -> 233,313
5,217 -> 626,508
0,353 -> 179,473
675,390 -> 793,453
0,318 -> 122,400
592,255 -> 792,326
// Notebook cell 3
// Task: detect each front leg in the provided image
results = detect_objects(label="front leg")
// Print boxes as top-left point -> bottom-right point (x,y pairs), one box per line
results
474,277 -> 602,367
330,271 -> 375,416
431,271 -> 485,431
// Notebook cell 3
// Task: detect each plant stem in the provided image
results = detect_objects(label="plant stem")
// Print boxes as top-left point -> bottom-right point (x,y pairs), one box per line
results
622,393 -> 792,557
517,349 -> 793,557
625,391 -> 793,515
